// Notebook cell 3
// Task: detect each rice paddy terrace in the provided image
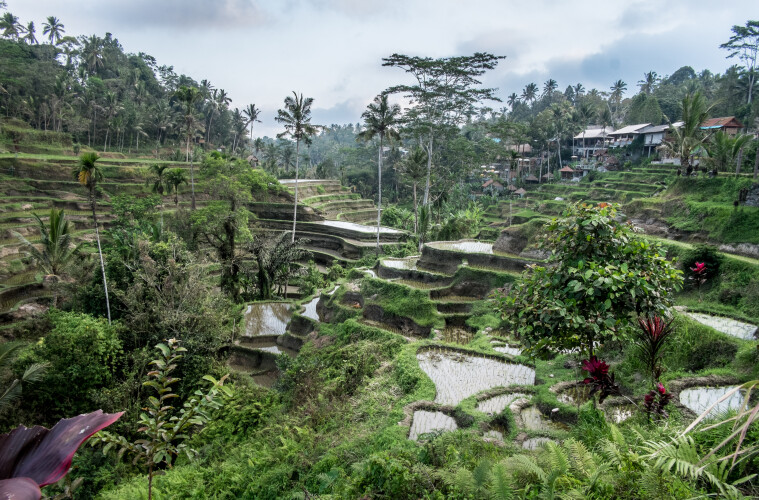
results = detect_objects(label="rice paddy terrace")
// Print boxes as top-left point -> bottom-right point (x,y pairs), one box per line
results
0,150 -> 403,320
246,233 -> 758,453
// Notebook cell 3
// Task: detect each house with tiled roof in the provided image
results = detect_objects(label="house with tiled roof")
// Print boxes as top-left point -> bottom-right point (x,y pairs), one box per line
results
700,117 -> 744,135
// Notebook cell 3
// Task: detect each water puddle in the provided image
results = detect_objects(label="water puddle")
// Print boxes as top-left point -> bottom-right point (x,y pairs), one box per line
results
520,406 -> 568,431
494,345 -> 521,356
409,410 -> 458,441
382,257 -> 420,270
417,349 -> 535,406
556,385 -> 592,405
679,386 -> 746,418
428,240 -> 494,254
685,313 -> 757,340
315,220 -> 402,233
243,302 -> 291,337
477,393 -> 529,415
301,295 -> 321,322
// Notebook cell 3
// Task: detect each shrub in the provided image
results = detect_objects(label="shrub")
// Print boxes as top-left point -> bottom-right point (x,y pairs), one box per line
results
16,311 -> 123,419
681,244 -> 722,288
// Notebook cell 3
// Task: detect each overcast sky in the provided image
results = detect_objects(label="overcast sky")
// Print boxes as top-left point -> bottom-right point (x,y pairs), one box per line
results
9,0 -> 755,136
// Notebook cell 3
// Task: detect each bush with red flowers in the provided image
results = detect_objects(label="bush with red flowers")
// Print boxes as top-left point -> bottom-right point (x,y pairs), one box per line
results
581,356 -> 620,403
643,382 -> 672,421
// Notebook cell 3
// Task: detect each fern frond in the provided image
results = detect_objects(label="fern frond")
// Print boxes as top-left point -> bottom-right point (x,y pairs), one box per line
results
489,462 -> 514,500
505,454 -> 546,487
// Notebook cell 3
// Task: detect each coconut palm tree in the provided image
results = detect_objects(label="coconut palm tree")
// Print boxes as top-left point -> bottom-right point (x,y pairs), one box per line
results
543,79 -> 558,98
521,83 -> 538,106
0,12 -> 21,40
275,91 -> 320,242
13,208 -> 80,307
610,79 -> 627,115
705,131 -> 752,174
247,231 -> 310,299
42,16 -> 64,44
146,163 -> 169,226
638,71 -> 659,95
243,103 -> 262,143
398,147 -> 428,234
659,91 -> 712,173
173,85 -> 203,209
575,101 -> 597,159
73,152 -> 111,323
507,93 -> 519,108
357,94 -> 402,252
22,21 -> 36,44
165,168 -> 188,206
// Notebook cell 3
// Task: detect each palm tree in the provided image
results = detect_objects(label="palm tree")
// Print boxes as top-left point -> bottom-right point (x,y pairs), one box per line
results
398,147 -> 428,234
243,104 -> 262,145
705,131 -> 752,174
42,16 -> 64,44
610,79 -> 627,118
638,71 -> 659,94
173,85 -> 203,209
247,231 -> 310,299
165,168 -> 188,206
147,164 -> 169,226
73,152 -> 111,324
573,83 -> 585,97
207,88 -> 231,144
543,79 -> 558,98
357,94 -> 402,252
13,208 -> 79,307
521,83 -> 538,105
507,93 -> 519,108
22,21 -> 36,44
658,91 -> 712,173
82,35 -> 105,75
275,91 -> 320,242
1,343 -> 47,414
0,12 -> 21,40
575,101 -> 597,159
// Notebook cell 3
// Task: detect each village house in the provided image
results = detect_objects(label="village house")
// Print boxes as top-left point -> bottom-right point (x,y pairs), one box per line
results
608,123 -> 650,148
700,116 -> 744,135
639,122 -> 683,157
572,127 -> 614,158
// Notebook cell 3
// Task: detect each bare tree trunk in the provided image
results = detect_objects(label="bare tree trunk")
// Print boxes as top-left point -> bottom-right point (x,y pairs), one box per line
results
376,137 -> 382,254
423,134 -> 433,206
736,147 -> 744,177
754,145 -> 759,180
413,182 -> 418,234
292,139 -> 300,243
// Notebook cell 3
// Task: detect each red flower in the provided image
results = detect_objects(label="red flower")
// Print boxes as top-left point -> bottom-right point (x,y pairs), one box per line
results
690,262 -> 706,275
657,382 -> 666,395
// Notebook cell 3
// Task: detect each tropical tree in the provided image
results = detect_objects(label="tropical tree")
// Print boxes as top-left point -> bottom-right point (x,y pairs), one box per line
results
383,52 -> 504,206
357,93 -> 402,252
507,93 -> 519,108
13,208 -> 80,306
165,167 -> 187,206
275,91 -> 320,242
659,91 -> 712,172
575,101 -> 597,159
720,20 -> 759,104
0,12 -> 21,40
705,130 -> 752,173
246,231 -> 310,299
521,82 -> 538,105
73,152 -> 111,323
42,16 -> 64,44
146,163 -> 170,225
174,85 -> 203,209
243,103 -> 262,143
610,79 -> 627,118
398,147 -> 428,233
638,71 -> 659,94
494,203 -> 682,357
542,78 -> 558,98
22,21 -> 36,44
0,343 -> 47,414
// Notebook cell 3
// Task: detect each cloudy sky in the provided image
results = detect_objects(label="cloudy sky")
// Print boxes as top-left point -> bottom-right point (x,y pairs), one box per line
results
9,0 -> 754,136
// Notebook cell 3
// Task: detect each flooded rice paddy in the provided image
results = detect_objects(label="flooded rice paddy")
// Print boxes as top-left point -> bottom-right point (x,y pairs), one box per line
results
428,240 -> 495,254
381,257 -> 420,270
243,302 -> 291,337
679,386 -> 746,417
685,313 -> 757,340
301,295 -> 321,321
409,410 -> 458,441
476,393 -> 529,415
417,349 -> 535,406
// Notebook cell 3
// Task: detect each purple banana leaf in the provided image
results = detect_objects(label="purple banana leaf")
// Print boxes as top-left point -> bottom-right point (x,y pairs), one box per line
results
0,410 -> 123,500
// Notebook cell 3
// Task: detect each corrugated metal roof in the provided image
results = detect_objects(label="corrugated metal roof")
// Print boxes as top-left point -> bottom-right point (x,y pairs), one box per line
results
700,116 -> 743,129
609,123 -> 650,136
573,127 -> 614,140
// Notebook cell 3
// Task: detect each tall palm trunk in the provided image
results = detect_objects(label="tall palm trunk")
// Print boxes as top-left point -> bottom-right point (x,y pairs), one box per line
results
89,188 -> 111,324
735,147 -> 744,177
291,139 -> 300,243
186,134 -> 196,210
412,182 -> 418,234
376,136 -> 383,254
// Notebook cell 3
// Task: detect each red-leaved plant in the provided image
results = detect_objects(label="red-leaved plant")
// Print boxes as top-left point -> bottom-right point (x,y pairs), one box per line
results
643,382 -> 673,421
635,315 -> 674,388
0,410 -> 123,500
581,356 -> 620,403
690,261 -> 707,299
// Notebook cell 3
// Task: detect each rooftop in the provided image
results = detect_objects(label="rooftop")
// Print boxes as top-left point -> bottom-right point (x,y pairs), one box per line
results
609,123 -> 650,136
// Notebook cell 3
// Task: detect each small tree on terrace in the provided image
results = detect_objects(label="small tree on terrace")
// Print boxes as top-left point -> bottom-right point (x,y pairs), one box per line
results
494,203 -> 683,358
